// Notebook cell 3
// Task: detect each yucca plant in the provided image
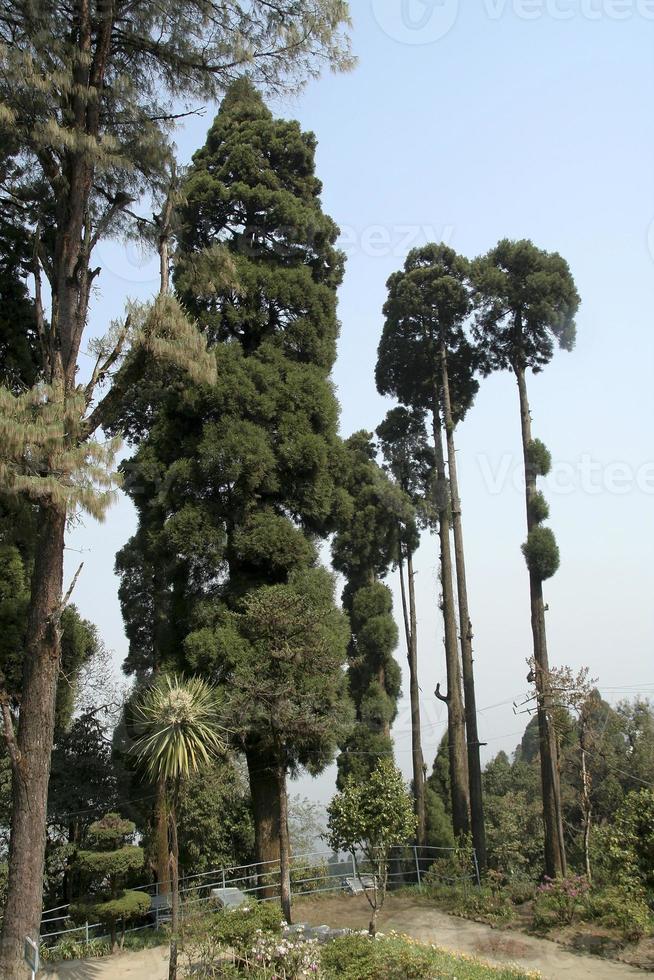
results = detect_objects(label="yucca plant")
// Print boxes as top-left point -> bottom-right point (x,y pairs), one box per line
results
131,675 -> 227,980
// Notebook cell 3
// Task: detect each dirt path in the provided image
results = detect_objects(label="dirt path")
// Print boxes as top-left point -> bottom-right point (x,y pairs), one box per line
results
40,895 -> 648,979
294,894 -> 647,979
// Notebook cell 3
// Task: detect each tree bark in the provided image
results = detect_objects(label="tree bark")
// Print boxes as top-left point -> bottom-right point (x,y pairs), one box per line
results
246,746 -> 281,898
515,365 -> 567,879
398,548 -> 426,847
0,505 -> 66,979
440,344 -> 487,871
155,776 -> 171,898
168,800 -> 179,980
276,755 -> 292,924
431,393 -> 470,840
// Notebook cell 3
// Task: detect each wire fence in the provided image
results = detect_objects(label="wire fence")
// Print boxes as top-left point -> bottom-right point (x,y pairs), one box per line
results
39,844 -> 480,949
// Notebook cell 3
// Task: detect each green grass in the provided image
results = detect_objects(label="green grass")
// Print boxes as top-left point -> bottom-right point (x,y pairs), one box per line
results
321,933 -> 539,979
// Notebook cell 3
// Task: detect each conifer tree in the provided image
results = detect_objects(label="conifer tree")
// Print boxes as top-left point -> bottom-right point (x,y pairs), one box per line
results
332,432 -> 412,786
376,407 -> 434,846
471,238 -> 580,878
376,245 -> 481,844
72,813 -> 148,952
0,5 -> 352,972
117,81 -> 350,879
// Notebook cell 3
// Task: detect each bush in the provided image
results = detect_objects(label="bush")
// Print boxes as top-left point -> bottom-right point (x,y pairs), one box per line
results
321,933 -> 538,980
586,885 -> 653,943
39,937 -> 111,962
208,900 -> 283,953
532,875 -> 589,930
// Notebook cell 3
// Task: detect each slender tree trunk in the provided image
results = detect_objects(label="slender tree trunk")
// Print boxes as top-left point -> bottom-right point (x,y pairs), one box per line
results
515,365 -> 567,879
398,548 -> 426,847
168,801 -> 179,980
155,776 -> 171,898
0,506 -> 66,979
440,345 -> 486,871
580,730 -> 592,883
276,755 -> 292,924
246,746 -> 281,898
431,394 -> 470,840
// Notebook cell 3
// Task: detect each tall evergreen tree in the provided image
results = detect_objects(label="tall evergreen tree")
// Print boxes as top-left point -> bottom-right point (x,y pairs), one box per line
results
376,407 -> 434,846
377,245 -> 481,843
331,432 -> 411,786
471,238 -> 580,878
0,6 -> 352,970
117,82 -> 350,877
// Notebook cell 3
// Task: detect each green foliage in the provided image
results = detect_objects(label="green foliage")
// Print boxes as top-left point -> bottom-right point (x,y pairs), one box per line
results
532,875 -> 590,930
521,527 -> 560,581
208,901 -> 283,951
321,933 -> 538,980
376,244 -> 479,422
526,440 -> 552,478
424,785 -> 455,850
376,407 -> 435,531
593,788 -> 654,894
528,491 -> 550,525
72,812 -> 146,944
131,674 -> 226,783
327,758 -> 416,924
227,568 -> 352,774
176,762 -> 254,875
332,434 -> 407,784
471,239 -> 580,374
327,757 -> 416,852
417,882 -> 517,924
586,885 -> 653,942
39,938 -> 111,962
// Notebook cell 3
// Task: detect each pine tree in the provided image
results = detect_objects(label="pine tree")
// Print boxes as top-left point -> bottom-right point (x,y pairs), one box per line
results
332,432 -> 412,786
116,81 -> 349,881
0,5 -> 352,972
376,245 -> 482,843
376,407 -> 434,846
471,238 -> 580,878
225,569 -> 351,923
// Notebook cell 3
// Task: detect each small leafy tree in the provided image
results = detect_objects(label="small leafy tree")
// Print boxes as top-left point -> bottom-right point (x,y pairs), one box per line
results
131,674 -> 226,980
72,813 -> 148,951
326,758 -> 417,935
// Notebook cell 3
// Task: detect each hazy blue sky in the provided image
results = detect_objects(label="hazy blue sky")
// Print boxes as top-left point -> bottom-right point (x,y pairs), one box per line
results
68,1 -> 654,803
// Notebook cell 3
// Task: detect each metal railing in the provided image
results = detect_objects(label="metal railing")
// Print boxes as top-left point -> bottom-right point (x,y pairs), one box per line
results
39,844 -> 480,949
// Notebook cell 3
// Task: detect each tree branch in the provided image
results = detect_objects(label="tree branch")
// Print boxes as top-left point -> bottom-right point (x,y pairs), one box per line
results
435,683 -> 449,704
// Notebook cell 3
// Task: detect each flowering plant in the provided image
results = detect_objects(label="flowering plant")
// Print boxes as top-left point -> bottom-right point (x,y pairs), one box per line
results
248,931 -> 322,978
533,874 -> 590,927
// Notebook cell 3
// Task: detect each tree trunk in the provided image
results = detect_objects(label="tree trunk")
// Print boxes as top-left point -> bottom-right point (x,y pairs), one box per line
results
440,344 -> 486,871
431,394 -> 470,840
246,746 -> 281,898
515,366 -> 567,879
155,776 -> 171,898
168,800 -> 179,980
398,548 -> 426,847
580,730 -> 592,883
276,756 -> 292,924
0,505 -> 66,979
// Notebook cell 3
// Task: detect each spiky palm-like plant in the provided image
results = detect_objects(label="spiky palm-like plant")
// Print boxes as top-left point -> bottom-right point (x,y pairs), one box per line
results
131,675 -> 226,980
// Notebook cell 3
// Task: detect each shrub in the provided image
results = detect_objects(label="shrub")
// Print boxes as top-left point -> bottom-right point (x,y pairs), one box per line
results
586,885 -> 654,943
532,875 -> 589,930
39,937 -> 111,962
208,900 -> 283,953
321,933 -> 538,980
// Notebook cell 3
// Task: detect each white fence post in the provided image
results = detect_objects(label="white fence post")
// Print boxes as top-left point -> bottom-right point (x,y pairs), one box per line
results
413,846 -> 422,889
